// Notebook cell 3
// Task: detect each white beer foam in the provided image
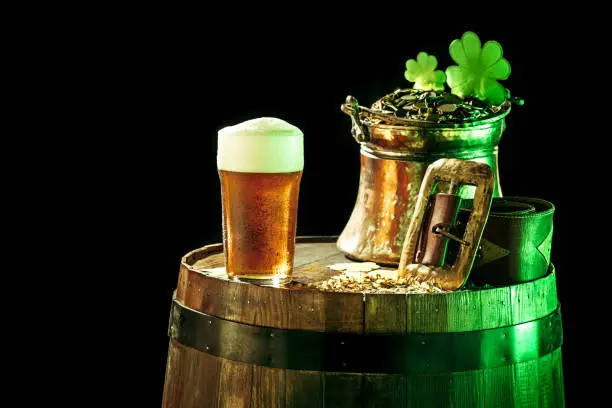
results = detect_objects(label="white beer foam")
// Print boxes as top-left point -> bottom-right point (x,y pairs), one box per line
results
217,117 -> 304,173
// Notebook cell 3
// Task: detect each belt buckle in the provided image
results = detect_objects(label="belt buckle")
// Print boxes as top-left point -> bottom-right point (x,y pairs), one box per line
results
398,158 -> 495,291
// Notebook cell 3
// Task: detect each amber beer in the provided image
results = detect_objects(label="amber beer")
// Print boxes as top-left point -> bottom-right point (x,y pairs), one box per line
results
217,117 -> 304,283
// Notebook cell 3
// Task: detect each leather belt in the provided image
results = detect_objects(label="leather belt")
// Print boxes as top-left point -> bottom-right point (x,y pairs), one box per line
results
456,196 -> 555,285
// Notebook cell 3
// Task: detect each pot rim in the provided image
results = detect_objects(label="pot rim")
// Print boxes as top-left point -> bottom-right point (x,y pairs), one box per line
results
365,104 -> 511,130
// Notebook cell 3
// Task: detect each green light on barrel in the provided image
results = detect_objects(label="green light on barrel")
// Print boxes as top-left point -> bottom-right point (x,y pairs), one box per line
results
513,319 -> 540,361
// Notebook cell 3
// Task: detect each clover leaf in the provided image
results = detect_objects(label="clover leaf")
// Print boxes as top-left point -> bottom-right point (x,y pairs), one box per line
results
405,52 -> 447,91
445,31 -> 511,104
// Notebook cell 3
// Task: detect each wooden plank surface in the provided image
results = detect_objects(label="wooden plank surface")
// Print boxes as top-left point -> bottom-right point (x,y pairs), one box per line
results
217,358 -> 252,408
251,365 -> 286,408
406,293 -> 448,332
365,293 -> 407,333
480,286 -> 513,328
483,365 -> 514,408
537,352 -> 554,408
323,373 -> 363,408
511,280 -> 539,324
285,371 -> 323,408
293,242 -> 339,268
363,374 -> 407,408
480,285 -> 514,407
162,340 -> 221,408
292,250 -> 355,284
512,359 -> 539,407
447,290 -> 482,331
551,348 -> 565,408
407,373 -> 451,408
451,370 -> 484,408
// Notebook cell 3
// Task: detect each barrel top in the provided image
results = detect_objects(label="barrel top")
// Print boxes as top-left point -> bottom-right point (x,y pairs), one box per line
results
176,236 -> 558,333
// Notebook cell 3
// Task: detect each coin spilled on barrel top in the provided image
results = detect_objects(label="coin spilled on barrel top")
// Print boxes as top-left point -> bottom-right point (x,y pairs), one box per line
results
308,262 -> 447,294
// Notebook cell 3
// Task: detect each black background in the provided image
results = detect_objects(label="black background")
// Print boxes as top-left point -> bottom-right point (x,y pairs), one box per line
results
117,14 -> 602,406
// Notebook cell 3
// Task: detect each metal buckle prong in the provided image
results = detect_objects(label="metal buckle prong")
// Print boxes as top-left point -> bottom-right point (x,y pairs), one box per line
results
433,224 -> 471,247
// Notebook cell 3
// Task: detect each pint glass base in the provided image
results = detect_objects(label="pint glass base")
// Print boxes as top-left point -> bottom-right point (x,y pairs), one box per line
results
231,273 -> 291,286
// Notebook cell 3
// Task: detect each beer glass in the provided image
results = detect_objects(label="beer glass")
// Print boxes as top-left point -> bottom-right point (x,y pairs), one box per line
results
217,117 -> 304,284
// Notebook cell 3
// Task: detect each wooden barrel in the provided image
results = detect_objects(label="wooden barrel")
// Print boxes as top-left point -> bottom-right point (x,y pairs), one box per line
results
163,237 -> 564,407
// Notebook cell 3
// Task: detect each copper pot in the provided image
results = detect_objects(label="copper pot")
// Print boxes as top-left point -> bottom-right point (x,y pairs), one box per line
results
337,95 -> 509,265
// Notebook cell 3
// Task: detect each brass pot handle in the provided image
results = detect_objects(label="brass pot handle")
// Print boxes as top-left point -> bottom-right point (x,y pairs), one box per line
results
341,95 -> 369,143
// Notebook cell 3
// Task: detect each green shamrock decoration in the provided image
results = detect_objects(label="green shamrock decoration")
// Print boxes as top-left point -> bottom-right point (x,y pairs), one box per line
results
445,31 -> 511,104
405,52 -> 446,91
